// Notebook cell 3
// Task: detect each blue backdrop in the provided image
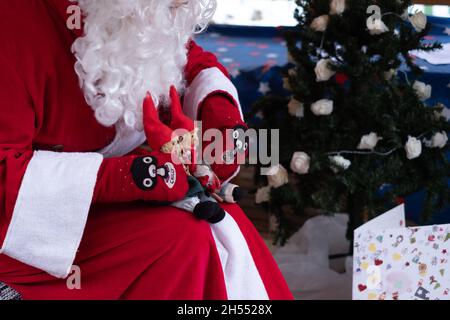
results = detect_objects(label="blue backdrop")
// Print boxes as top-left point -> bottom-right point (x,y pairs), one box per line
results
196,16 -> 450,224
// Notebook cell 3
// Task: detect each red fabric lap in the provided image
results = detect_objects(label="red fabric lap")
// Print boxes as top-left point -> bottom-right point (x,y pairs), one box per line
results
0,204 -> 227,300
0,203 -> 293,300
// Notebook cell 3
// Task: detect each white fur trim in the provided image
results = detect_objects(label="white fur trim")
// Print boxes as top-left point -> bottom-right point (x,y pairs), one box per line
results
194,164 -> 214,180
210,212 -> 269,300
171,197 -> 200,213
183,67 -> 244,121
0,151 -> 103,278
99,121 -> 146,158
221,183 -> 238,204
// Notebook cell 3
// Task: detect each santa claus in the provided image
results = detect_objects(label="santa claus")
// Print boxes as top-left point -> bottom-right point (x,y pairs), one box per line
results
0,0 -> 292,300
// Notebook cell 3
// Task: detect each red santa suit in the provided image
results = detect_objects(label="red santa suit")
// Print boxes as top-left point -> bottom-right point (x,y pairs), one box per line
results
0,0 -> 293,300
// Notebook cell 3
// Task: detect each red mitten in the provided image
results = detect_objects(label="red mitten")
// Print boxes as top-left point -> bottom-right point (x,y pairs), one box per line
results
199,94 -> 249,182
93,152 -> 189,203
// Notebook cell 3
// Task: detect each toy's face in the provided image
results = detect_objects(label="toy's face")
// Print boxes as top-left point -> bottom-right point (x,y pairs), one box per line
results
162,130 -> 199,170
131,156 -> 177,190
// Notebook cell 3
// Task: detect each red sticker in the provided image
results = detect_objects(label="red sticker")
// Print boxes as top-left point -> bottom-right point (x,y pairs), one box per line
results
358,284 -> 367,292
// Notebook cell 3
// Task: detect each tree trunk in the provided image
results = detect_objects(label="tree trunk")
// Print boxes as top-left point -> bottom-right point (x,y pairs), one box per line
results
346,194 -> 369,255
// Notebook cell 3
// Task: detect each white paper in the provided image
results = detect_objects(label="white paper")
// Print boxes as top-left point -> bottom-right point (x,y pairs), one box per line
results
355,204 -> 406,234
274,214 -> 352,300
353,204 -> 450,300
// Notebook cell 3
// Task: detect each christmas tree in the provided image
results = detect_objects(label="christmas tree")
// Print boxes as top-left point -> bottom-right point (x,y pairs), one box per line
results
252,0 -> 450,246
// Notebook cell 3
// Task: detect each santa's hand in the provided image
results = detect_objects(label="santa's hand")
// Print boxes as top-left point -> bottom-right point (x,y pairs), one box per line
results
93,151 -> 188,203
199,94 -> 249,182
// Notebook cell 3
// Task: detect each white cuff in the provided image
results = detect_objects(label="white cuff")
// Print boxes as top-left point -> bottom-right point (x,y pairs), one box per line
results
100,121 -> 146,158
183,67 -> 244,121
171,197 -> 200,213
0,151 -> 103,278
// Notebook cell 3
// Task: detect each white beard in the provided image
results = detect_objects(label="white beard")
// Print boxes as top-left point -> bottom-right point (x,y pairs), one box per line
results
71,0 -> 217,131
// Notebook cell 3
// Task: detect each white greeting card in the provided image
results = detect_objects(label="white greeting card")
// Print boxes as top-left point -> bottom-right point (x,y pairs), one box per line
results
353,204 -> 450,300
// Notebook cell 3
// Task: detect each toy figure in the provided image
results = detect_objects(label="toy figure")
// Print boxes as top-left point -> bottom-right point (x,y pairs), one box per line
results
139,86 -> 244,223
